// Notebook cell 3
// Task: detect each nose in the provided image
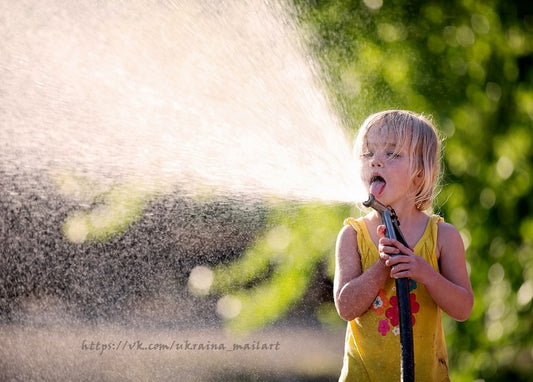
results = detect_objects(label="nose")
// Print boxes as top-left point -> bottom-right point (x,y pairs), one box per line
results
370,156 -> 383,167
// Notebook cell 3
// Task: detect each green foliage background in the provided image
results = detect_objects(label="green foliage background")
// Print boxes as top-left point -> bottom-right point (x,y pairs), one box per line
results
213,1 -> 533,381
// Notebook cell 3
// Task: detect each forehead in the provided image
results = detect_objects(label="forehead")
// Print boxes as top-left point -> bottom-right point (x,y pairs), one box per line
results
363,124 -> 410,149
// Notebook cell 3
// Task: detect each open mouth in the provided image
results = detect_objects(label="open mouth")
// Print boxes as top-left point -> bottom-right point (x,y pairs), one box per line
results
370,175 -> 386,196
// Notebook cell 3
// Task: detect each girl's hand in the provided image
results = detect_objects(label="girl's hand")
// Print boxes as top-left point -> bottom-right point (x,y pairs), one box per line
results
377,225 -> 434,284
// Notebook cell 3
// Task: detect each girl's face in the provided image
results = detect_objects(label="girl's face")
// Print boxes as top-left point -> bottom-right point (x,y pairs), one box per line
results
359,128 -> 415,207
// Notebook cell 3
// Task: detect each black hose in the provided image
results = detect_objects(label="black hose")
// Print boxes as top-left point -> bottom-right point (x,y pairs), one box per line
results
381,209 -> 414,382
363,194 -> 414,382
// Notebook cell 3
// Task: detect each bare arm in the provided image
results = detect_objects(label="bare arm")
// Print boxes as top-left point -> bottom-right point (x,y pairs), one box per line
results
334,224 -> 390,321
379,222 -> 474,321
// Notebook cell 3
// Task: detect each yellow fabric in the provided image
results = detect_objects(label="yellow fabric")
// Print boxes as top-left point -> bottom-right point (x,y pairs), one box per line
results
339,215 -> 450,382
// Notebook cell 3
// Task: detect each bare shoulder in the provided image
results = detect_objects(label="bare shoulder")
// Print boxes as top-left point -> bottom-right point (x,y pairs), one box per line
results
436,220 -> 465,258
337,223 -> 357,244
437,220 -> 462,241
335,223 -> 361,280
335,223 -> 359,264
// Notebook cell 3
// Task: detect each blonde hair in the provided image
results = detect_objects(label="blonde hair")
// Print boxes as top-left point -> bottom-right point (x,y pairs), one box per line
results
354,110 -> 441,211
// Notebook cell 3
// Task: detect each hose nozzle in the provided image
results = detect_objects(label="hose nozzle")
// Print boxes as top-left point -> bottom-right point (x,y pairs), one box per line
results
363,193 -> 388,214
362,193 -> 400,228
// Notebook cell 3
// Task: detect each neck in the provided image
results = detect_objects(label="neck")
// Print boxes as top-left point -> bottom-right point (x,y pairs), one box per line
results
370,203 -> 427,249
370,197 -> 424,229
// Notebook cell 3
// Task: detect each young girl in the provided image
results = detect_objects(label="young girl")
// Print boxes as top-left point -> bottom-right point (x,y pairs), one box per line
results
334,110 -> 473,381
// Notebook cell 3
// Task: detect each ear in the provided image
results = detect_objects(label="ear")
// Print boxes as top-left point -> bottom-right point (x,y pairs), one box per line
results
409,170 -> 424,201
412,168 -> 423,186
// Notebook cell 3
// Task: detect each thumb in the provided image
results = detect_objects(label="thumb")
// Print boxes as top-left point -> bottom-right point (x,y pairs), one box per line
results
377,224 -> 386,238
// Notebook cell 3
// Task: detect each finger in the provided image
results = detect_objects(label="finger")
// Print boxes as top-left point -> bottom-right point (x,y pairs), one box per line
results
379,243 -> 400,256
379,252 -> 390,264
377,225 -> 386,238
385,254 -> 410,267
391,269 -> 409,279
380,238 -> 412,256
394,241 -> 412,255
390,263 -> 410,278
379,239 -> 403,256
379,237 -> 398,249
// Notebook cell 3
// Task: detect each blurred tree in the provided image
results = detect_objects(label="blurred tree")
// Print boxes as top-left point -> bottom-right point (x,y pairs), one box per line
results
212,203 -> 350,332
212,0 -> 533,380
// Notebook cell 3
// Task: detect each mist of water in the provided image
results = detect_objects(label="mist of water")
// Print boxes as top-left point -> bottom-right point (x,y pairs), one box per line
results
1,0 -> 365,209
0,1 -> 361,209
1,1 -> 363,379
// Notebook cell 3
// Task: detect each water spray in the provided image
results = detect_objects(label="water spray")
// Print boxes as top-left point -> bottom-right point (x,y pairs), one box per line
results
0,0 -> 364,379
363,193 -> 415,382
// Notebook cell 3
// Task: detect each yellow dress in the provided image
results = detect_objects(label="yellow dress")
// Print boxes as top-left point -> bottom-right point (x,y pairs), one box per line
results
339,215 -> 450,382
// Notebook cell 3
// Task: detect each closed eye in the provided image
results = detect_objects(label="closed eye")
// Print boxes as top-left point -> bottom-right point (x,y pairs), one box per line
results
361,151 -> 373,158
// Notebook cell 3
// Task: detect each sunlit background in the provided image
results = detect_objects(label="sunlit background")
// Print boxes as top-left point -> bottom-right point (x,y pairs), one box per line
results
2,0 -> 533,381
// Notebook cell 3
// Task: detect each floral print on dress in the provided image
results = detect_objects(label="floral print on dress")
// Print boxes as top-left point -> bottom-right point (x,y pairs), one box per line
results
372,282 -> 420,336
378,319 -> 390,336
371,289 -> 390,316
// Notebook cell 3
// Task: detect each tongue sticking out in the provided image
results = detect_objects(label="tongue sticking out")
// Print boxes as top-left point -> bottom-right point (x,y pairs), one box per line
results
370,178 -> 386,197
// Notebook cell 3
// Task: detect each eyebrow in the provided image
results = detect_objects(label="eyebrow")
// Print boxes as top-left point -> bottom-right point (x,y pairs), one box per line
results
364,140 -> 400,150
